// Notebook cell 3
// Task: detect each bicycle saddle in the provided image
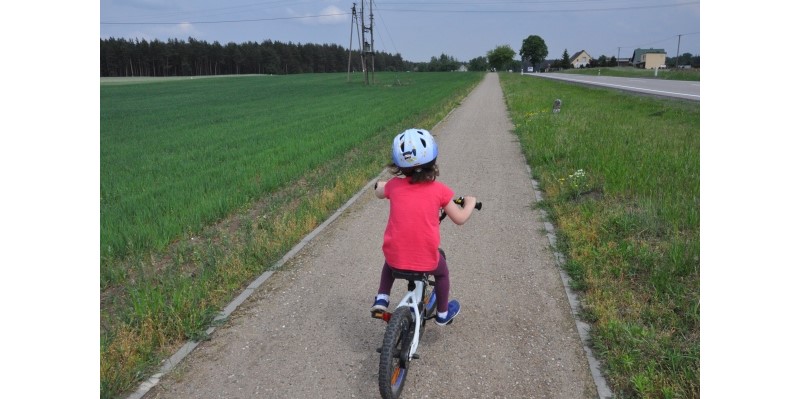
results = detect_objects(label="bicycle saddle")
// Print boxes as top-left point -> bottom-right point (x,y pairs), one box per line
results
391,270 -> 428,281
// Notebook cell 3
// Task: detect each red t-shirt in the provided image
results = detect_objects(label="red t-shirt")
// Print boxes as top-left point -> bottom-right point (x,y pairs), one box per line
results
382,177 -> 454,271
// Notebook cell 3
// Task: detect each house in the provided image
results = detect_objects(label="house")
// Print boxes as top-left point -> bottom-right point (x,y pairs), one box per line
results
616,58 -> 631,67
631,48 -> 667,69
569,50 -> 592,68
525,59 -> 561,72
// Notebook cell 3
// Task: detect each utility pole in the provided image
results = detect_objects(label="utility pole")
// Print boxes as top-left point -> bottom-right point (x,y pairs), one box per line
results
348,3 -> 358,82
359,0 -> 375,85
617,47 -> 621,67
347,1 -> 375,85
369,0 -> 375,84
675,34 -> 683,69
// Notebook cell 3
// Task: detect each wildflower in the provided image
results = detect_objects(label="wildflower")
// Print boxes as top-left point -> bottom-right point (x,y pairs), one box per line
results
564,169 -> 588,198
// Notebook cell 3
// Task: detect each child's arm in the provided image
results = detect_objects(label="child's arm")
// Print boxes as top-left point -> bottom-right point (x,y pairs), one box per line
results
443,195 -> 476,225
374,181 -> 387,199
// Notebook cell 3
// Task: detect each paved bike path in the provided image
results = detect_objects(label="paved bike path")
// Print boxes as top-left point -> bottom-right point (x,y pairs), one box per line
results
144,73 -> 599,398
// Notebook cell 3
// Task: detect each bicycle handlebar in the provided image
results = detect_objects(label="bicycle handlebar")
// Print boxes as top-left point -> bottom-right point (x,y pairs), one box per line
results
453,196 -> 482,211
439,197 -> 482,223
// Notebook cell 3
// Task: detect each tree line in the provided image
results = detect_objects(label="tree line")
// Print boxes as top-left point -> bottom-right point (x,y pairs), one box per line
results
101,35 -> 698,78
544,48 -> 700,71
101,37 -> 413,77
99,37 -> 502,77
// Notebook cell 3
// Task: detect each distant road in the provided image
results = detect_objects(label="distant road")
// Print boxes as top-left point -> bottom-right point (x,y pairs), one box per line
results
526,72 -> 700,101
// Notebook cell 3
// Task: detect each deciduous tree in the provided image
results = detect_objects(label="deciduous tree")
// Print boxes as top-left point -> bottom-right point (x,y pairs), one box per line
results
487,45 -> 516,71
519,35 -> 548,67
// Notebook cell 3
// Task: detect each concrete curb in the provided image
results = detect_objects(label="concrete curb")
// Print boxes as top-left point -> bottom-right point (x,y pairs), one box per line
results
526,164 -> 614,399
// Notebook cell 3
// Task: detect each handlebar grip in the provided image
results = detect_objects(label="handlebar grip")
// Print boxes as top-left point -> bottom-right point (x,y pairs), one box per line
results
454,197 -> 482,210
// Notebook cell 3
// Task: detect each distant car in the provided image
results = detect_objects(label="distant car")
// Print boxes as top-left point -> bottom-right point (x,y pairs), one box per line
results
526,67 -> 533,72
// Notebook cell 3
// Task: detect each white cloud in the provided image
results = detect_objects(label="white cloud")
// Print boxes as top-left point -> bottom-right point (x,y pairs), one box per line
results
317,5 -> 348,24
288,5 -> 348,25
178,22 -> 195,33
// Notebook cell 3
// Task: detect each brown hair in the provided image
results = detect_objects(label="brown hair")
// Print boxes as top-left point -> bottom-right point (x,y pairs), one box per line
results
389,159 -> 439,183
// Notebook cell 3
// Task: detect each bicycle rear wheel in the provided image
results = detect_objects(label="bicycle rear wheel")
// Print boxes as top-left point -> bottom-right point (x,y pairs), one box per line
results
378,306 -> 414,399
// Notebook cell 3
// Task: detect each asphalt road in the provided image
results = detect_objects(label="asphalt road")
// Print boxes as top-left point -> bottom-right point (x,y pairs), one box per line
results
528,72 -> 700,101
140,73 -> 602,399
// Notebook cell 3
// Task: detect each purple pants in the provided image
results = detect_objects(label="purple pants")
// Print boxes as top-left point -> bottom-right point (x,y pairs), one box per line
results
377,251 -> 450,313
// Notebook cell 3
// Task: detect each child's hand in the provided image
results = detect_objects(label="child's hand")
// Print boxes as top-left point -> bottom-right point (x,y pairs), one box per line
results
444,196 -> 476,225
461,196 -> 477,208
374,181 -> 387,199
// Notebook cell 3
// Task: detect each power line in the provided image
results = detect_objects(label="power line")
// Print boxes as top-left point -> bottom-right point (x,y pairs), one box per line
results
379,0 -> 685,4
101,12 -> 349,26
377,2 -> 699,13
100,0 -> 300,23
372,1 -> 400,57
102,1 -> 697,25
619,32 -> 699,50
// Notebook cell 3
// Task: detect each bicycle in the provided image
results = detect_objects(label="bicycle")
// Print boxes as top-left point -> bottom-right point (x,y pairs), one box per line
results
371,196 -> 482,399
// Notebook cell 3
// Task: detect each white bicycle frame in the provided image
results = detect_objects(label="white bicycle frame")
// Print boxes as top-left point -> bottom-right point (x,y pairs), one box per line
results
393,279 -> 426,360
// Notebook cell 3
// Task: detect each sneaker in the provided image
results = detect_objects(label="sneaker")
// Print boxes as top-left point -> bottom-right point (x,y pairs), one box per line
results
435,300 -> 460,326
370,297 -> 389,313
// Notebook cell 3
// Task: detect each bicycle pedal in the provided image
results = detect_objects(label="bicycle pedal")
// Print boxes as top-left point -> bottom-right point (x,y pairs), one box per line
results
371,310 -> 392,321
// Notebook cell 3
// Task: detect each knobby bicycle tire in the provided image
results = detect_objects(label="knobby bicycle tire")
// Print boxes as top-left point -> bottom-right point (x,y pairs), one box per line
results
378,306 -> 414,399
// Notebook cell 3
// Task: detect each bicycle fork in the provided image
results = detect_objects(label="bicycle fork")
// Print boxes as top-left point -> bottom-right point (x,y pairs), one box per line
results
402,281 -> 424,360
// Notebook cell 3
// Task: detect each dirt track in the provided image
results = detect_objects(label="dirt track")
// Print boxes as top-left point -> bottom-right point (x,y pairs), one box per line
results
143,73 -> 600,399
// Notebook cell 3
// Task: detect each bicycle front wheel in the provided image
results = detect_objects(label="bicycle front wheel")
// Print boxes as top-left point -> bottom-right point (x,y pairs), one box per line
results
378,306 -> 414,399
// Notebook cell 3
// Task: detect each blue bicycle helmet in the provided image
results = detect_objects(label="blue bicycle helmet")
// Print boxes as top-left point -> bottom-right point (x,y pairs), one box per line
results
392,128 -> 438,168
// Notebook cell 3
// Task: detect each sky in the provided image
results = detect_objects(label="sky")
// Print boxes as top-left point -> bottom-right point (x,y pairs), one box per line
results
99,0 -> 700,63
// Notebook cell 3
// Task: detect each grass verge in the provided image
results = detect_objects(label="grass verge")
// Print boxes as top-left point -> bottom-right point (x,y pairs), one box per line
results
555,66 -> 700,81
500,73 -> 699,399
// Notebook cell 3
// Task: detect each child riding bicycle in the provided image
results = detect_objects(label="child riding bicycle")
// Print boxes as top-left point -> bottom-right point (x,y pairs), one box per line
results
371,128 -> 477,326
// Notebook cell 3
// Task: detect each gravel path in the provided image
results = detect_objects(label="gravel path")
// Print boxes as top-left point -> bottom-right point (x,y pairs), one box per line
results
143,72 -> 599,399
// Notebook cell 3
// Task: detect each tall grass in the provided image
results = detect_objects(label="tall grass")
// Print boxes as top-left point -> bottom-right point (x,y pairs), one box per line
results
500,73 -> 699,398
100,72 -> 483,399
